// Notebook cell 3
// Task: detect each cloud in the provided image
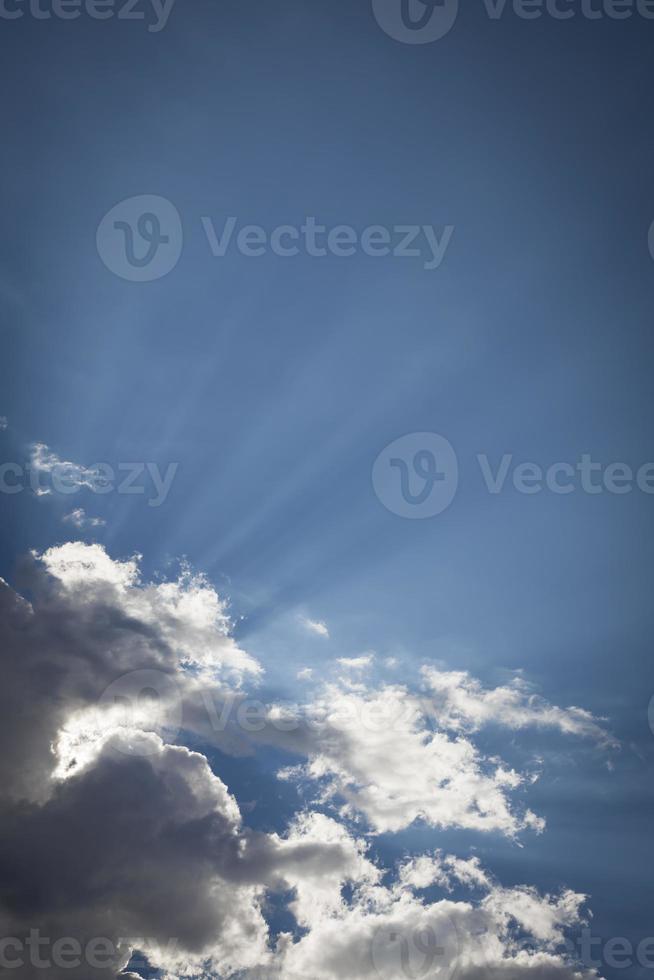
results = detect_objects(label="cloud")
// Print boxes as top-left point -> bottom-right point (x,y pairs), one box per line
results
299,615 -> 329,637
0,731 -> 600,979
270,666 -> 613,835
421,667 -> 616,747
336,653 -> 374,671
39,542 -> 260,681
0,543 -> 259,804
0,542 -> 609,980
0,733 -> 271,979
0,415 -> 8,430
62,508 -> 106,530
253,851 -> 600,980
179,672 -> 612,839
398,852 -> 491,892
29,443 -> 102,495
277,681 -> 545,836
0,546 -> 372,978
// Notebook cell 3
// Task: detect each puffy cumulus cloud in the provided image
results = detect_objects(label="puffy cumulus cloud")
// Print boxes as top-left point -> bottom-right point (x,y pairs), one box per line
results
455,957 -> 600,979
277,682 -> 545,836
0,729 -> 383,979
40,542 -> 261,685
39,540 -> 140,590
482,885 -> 587,946
422,668 -> 616,747
249,851 -> 602,980
38,542 -> 259,679
182,664 -> 612,838
398,852 -> 492,892
270,811 -> 380,924
0,542 -> 609,980
0,542 -> 258,803
0,734 -> 269,979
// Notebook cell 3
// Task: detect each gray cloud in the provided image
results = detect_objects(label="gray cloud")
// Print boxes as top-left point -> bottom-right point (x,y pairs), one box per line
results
0,543 -> 608,979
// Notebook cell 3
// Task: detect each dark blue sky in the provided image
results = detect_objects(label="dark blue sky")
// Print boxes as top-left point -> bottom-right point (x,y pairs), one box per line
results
1,2 -> 653,977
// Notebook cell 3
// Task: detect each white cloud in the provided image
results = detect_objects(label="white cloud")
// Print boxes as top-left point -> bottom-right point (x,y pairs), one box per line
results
297,667 -> 314,681
29,442 -> 101,494
62,507 -> 106,530
336,653 -> 374,671
182,666 -> 612,841
422,667 -> 616,747
256,850 -> 600,980
399,852 -> 491,892
279,681 -> 545,836
39,541 -> 260,681
39,540 -> 140,590
0,415 -> 8,430
264,811 -> 381,928
299,615 -> 330,637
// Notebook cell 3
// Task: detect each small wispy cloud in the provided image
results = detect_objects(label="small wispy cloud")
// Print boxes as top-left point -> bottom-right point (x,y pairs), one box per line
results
297,667 -> 314,681
421,666 -> 617,747
62,508 -> 106,530
336,653 -> 374,671
30,443 -> 101,495
299,616 -> 329,638
0,416 -> 8,430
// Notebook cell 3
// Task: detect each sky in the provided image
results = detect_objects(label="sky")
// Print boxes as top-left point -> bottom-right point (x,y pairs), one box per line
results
1,1 -> 654,978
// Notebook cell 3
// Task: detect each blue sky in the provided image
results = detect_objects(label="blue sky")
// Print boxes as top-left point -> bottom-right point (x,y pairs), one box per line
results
1,2 -> 654,978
